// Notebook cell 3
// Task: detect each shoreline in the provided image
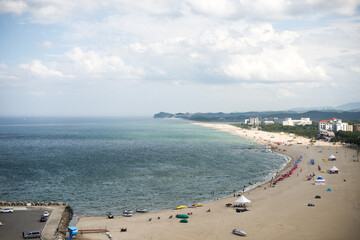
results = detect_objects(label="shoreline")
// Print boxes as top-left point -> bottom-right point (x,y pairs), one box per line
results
75,122 -> 360,240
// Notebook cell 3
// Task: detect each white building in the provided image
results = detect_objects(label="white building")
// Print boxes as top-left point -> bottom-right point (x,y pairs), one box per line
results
318,118 -> 352,132
249,117 -> 260,126
283,118 -> 312,126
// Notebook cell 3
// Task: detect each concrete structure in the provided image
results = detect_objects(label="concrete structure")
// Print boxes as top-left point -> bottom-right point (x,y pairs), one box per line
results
249,117 -> 260,126
318,118 -> 352,132
283,118 -> 312,126
354,124 -> 360,132
346,124 -> 353,132
263,120 -> 275,125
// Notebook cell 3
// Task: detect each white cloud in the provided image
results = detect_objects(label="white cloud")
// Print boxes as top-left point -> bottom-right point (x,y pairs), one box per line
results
130,43 -> 147,53
0,0 -> 27,15
65,47 -> 143,79
184,0 -> 237,18
1,0 -> 358,24
20,60 -> 64,78
221,47 -> 329,82
127,22 -> 329,84
350,66 -> 360,73
0,62 -> 7,68
276,88 -> 297,98
0,73 -> 17,80
39,41 -> 53,48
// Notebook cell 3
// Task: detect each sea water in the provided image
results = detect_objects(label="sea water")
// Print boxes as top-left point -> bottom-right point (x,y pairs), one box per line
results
0,117 -> 287,216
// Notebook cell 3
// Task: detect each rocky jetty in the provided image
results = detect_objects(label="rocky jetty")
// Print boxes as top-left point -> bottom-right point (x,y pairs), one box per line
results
0,201 -> 67,206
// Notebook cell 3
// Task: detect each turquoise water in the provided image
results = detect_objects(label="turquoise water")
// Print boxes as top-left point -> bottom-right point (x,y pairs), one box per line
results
0,117 -> 286,216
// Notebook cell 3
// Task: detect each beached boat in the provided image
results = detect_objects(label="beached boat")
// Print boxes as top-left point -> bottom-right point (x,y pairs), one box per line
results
136,209 -> 148,213
176,205 -> 187,209
122,210 -> 133,217
233,229 -> 247,236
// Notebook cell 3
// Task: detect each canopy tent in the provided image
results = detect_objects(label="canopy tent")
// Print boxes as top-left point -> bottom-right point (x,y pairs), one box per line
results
328,155 -> 336,161
315,176 -> 326,185
235,195 -> 251,205
329,166 -> 339,174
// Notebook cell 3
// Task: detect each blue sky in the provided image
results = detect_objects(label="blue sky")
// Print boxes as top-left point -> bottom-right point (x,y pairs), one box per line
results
0,0 -> 359,116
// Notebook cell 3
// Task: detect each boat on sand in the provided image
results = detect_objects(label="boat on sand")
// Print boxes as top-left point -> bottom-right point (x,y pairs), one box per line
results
122,210 -> 133,217
233,229 -> 247,236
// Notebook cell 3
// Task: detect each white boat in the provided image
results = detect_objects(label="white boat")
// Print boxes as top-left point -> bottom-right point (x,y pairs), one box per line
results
122,210 -> 133,217
233,229 -> 247,236
136,209 -> 148,213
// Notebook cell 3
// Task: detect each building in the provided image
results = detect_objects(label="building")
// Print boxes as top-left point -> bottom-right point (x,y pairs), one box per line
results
318,118 -> 352,132
249,117 -> 260,126
283,118 -> 312,126
354,124 -> 360,132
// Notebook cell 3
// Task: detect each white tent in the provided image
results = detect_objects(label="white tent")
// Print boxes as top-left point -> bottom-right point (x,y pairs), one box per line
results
315,176 -> 326,185
329,166 -> 339,174
328,155 -> 336,160
235,195 -> 251,205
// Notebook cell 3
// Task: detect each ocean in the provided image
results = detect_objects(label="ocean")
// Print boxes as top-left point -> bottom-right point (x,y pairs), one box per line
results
0,117 -> 287,216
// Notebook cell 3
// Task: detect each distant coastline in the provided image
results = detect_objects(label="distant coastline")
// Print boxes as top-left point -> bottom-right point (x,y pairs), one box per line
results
153,110 -> 360,122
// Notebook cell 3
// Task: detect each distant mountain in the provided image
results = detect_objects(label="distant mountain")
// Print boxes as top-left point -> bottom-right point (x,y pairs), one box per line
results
288,102 -> 360,112
335,102 -> 360,111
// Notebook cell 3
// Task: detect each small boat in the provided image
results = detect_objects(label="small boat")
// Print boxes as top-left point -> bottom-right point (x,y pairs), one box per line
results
136,209 -> 148,213
233,229 -> 247,236
122,210 -> 133,217
180,219 -> 188,223
176,205 -> 187,210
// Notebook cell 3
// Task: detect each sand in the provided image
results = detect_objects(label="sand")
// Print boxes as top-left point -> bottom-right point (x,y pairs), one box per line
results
75,123 -> 360,240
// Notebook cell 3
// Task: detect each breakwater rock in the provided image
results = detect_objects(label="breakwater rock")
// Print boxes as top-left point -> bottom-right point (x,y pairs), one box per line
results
0,201 -> 68,206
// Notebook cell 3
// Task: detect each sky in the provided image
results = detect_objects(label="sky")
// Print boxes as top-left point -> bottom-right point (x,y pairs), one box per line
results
0,0 -> 359,117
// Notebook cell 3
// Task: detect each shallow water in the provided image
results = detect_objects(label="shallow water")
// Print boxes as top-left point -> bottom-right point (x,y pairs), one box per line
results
0,117 -> 286,216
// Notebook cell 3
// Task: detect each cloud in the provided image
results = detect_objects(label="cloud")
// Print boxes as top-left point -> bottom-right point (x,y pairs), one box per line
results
0,62 -> 7,68
65,47 -> 143,79
20,60 -> 64,78
39,41 -> 53,48
125,22 -> 329,84
1,0 -> 359,24
221,46 -> 329,83
276,88 -> 298,98
0,0 -> 27,15
0,73 -> 17,80
184,0 -> 237,18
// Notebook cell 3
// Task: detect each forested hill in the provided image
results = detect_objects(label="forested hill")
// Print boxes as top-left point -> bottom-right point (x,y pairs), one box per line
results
153,111 -> 360,121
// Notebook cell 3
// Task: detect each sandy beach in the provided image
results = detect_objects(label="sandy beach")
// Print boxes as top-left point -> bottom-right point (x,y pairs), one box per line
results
75,123 -> 360,240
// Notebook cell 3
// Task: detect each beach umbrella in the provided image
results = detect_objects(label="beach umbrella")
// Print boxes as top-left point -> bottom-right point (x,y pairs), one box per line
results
235,195 -> 251,205
329,166 -> 339,174
315,176 -> 326,185
327,188 -> 331,191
